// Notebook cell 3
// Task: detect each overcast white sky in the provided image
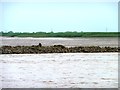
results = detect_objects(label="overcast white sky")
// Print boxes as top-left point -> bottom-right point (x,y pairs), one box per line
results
0,0 -> 119,32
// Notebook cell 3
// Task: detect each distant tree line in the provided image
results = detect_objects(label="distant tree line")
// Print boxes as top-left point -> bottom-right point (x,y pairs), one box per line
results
0,31 -> 119,37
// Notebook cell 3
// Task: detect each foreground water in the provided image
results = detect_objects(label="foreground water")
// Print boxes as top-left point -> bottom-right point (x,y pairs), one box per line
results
0,53 -> 118,88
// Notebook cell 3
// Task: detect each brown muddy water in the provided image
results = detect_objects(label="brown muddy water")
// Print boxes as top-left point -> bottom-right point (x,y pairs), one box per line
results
0,37 -> 118,88
0,37 -> 118,47
0,53 -> 118,88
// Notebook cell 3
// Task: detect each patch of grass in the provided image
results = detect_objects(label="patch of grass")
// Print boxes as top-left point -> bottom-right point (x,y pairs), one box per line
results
0,31 -> 119,37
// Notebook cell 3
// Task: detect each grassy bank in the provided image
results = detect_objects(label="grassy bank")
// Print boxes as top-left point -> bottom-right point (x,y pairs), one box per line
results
0,31 -> 119,37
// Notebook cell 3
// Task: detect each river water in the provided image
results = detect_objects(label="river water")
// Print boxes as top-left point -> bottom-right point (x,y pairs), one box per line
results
0,37 -> 118,47
0,53 -> 118,88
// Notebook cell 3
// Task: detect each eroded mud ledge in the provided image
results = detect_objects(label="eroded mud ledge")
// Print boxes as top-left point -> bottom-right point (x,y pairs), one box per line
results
0,45 -> 119,54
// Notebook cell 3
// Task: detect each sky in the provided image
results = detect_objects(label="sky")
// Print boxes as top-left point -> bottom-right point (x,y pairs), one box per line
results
0,0 -> 118,32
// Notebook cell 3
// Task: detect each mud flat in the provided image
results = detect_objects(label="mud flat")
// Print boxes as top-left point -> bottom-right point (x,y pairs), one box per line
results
0,37 -> 118,47
1,45 -> 119,54
0,53 -> 118,88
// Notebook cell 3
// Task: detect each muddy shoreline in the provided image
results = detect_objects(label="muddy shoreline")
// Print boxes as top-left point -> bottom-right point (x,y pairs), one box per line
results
0,45 -> 119,54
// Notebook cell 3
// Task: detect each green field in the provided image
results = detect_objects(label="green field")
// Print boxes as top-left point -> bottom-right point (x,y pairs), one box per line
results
0,31 -> 119,37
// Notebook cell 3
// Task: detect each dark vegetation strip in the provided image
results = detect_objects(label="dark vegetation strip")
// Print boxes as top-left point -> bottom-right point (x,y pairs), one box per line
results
0,45 -> 119,54
0,31 -> 119,37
